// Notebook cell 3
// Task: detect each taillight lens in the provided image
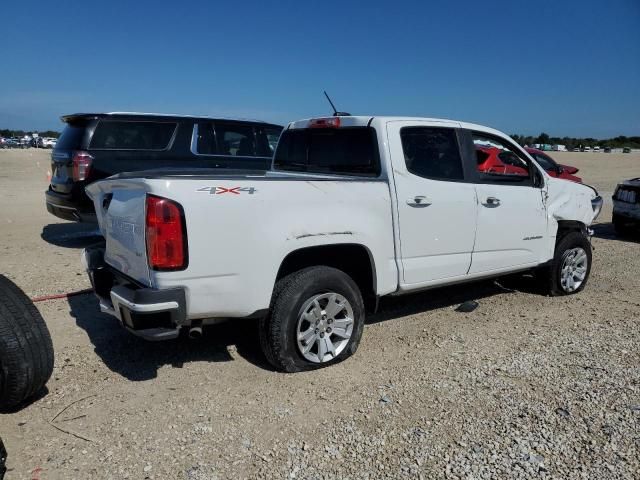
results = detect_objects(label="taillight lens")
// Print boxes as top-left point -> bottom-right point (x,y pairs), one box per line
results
72,151 -> 93,181
145,195 -> 188,270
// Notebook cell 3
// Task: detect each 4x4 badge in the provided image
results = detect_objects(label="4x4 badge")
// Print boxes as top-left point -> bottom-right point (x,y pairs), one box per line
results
197,186 -> 257,195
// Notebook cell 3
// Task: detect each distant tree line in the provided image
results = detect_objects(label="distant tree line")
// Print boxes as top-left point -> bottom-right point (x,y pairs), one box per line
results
0,129 -> 60,138
510,132 -> 640,149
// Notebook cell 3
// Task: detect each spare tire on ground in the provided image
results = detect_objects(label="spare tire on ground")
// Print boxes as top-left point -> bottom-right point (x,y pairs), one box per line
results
0,275 -> 54,411
0,436 -> 6,480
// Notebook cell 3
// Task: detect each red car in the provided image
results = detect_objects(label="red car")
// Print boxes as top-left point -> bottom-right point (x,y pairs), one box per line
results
476,146 -> 529,176
525,147 -> 582,183
474,146 -> 581,182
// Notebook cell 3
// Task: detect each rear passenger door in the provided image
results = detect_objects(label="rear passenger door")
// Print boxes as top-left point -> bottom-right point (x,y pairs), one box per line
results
464,131 -> 548,273
388,122 -> 478,287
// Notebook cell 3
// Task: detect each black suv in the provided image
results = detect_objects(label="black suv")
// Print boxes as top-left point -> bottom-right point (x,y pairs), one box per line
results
45,113 -> 282,222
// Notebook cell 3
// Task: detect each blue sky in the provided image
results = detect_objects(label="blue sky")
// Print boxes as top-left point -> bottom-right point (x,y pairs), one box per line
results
1,0 -> 638,137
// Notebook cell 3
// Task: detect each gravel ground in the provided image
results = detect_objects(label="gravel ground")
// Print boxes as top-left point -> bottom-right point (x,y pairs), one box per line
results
0,149 -> 638,480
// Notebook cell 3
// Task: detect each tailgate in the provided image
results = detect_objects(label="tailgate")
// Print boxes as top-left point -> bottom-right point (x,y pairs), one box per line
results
86,180 -> 151,286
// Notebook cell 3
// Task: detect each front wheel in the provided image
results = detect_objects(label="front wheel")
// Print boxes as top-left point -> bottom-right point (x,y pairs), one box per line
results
539,231 -> 592,296
260,266 -> 365,372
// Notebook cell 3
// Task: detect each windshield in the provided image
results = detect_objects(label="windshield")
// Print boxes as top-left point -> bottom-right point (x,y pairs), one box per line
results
533,152 -> 557,171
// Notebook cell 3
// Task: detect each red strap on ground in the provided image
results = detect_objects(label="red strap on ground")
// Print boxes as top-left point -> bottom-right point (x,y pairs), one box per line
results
31,289 -> 93,303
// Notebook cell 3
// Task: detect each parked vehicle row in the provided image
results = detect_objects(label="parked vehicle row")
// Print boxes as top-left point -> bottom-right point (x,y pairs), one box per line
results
45,113 -> 282,222
82,115 -> 603,372
0,136 -> 57,149
45,113 -> 587,224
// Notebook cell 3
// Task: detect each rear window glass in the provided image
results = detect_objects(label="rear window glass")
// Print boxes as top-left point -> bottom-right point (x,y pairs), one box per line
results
56,124 -> 86,150
90,121 -> 177,150
274,127 -> 380,176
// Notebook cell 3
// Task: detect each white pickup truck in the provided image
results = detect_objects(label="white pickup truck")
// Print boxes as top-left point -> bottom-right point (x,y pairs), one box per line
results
83,116 -> 603,372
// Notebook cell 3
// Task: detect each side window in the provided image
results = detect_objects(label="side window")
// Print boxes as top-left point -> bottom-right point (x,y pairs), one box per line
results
472,133 -> 530,179
195,123 -> 217,155
90,121 -> 177,150
255,126 -> 282,157
215,124 -> 255,157
400,127 -> 464,181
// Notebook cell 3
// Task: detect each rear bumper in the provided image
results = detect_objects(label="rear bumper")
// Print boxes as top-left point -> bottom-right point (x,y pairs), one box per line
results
45,188 -> 97,223
82,246 -> 186,341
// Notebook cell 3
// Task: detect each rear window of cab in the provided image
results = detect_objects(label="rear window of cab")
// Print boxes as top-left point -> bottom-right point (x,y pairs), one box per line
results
274,127 -> 380,176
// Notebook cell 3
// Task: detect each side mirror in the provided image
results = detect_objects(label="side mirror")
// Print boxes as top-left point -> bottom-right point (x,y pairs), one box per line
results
557,166 -> 564,174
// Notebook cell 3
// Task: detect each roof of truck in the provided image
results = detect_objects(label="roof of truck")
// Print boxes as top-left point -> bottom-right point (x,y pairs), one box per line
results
287,116 -> 509,139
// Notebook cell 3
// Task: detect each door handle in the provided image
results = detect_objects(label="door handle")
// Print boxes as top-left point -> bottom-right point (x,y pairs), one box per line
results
483,196 -> 501,207
407,195 -> 432,207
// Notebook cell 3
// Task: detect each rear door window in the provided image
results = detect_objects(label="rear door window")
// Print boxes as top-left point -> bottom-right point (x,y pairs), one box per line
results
195,123 -> 218,155
215,124 -> 255,157
90,121 -> 177,150
400,127 -> 464,181
274,127 -> 380,176
255,126 -> 282,157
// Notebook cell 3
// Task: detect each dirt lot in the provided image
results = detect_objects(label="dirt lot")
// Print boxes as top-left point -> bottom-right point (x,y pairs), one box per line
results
0,149 -> 638,479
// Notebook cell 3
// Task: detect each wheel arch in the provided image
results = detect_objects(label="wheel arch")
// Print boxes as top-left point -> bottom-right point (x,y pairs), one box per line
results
275,243 -> 378,312
555,219 -> 589,244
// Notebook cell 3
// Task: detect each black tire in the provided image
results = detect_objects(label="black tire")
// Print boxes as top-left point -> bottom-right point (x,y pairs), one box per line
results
0,275 -> 54,411
538,231 -> 592,296
613,214 -> 632,237
260,266 -> 365,373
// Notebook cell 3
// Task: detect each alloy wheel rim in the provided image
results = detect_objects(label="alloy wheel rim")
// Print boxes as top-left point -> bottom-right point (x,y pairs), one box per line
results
296,292 -> 354,363
560,247 -> 588,292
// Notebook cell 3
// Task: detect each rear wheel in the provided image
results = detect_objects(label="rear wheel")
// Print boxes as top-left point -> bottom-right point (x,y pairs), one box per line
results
0,275 -> 54,411
260,266 -> 365,372
538,231 -> 592,296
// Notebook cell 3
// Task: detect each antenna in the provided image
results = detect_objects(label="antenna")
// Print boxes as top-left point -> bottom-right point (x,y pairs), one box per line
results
323,91 -> 350,117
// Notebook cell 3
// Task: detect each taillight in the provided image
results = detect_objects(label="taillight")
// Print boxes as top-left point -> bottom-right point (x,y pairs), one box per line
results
145,195 -> 188,270
308,117 -> 341,128
72,151 -> 93,181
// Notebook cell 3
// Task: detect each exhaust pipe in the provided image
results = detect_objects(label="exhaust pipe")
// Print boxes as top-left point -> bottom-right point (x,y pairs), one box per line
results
188,326 -> 202,340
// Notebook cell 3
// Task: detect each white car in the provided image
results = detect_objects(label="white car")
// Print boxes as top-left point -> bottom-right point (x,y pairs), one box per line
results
83,116 -> 603,371
42,137 -> 57,148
